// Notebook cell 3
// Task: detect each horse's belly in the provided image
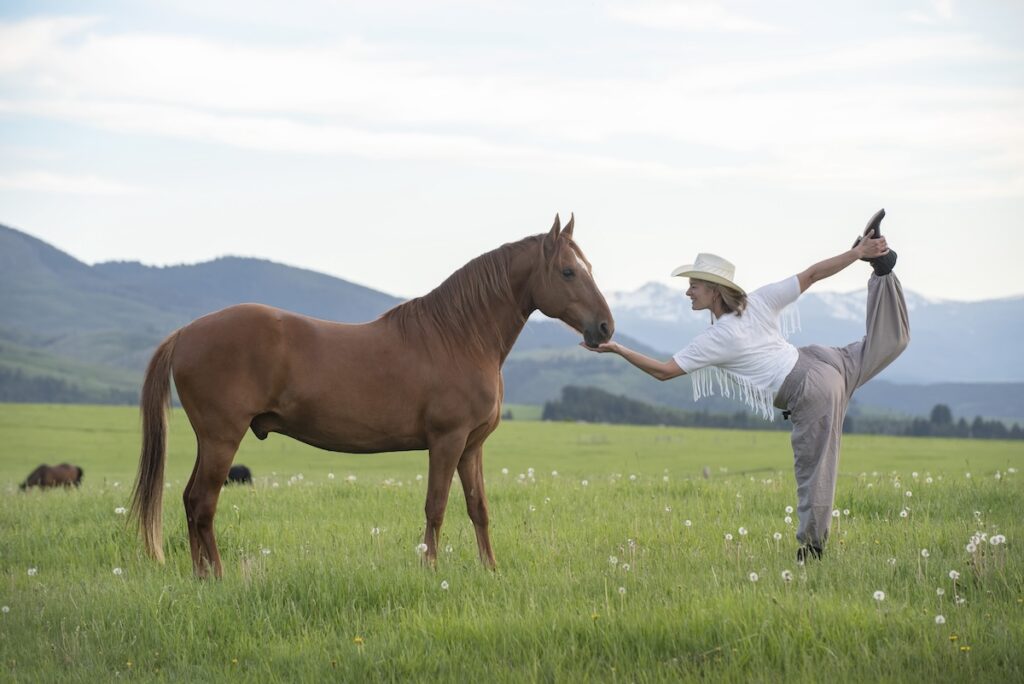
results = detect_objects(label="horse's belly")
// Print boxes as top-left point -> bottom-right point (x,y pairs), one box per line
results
252,411 -> 427,454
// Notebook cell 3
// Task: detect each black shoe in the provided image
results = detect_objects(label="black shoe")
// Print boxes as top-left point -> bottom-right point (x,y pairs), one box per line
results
796,544 -> 823,564
852,208 -> 897,275
852,208 -> 886,261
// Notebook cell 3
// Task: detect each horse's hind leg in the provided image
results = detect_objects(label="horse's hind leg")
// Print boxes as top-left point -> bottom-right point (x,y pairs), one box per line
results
182,458 -> 203,576
457,445 -> 496,569
185,433 -> 243,579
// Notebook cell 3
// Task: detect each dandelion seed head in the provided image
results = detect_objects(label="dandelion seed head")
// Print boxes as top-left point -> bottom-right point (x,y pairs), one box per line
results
663,475 -> 669,482
785,505 -> 793,514
114,507 -> 127,515
935,615 -> 946,625
609,556 -> 618,566
684,519 -> 692,527
664,506 -> 672,513
113,567 -> 123,576
551,470 -> 559,477
416,543 -> 428,555
738,527 -> 748,536
873,590 -> 886,601
921,549 -> 930,558
629,474 -> 637,481
748,572 -> 759,582
501,468 -> 509,475
899,509 -> 909,518
905,490 -> 913,498
926,476 -> 933,484
261,547 -> 271,556
949,570 -> 960,581
27,567 -> 37,577
581,480 -> 589,487
622,563 -> 630,572
327,473 -> 335,480
773,532 -> 783,541
371,527 -> 381,536
440,580 -> 449,590
528,505 -> 536,512
724,533 -> 733,542
936,588 -> 945,596
784,516 -> 793,524
832,509 -> 840,518
445,544 -> 453,553
781,570 -> 794,582
955,596 -> 966,605
966,543 -> 977,553
0,606 -> 8,614
618,586 -> 626,595
843,509 -> 850,516
887,557 -> 897,566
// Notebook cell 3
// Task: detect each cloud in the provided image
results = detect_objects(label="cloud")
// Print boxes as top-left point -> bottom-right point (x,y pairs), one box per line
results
0,14 -> 1022,199
607,1 -> 781,33
0,170 -> 142,195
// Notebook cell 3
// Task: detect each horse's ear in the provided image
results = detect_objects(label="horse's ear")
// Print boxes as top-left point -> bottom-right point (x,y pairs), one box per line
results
544,214 -> 561,257
563,213 -> 575,239
548,213 -> 561,239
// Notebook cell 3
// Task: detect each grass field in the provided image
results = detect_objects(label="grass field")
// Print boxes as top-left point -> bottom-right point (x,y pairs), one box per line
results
1,403 -> 1022,682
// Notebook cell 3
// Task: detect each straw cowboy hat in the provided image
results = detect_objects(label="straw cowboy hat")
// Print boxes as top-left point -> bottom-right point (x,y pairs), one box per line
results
670,253 -> 746,295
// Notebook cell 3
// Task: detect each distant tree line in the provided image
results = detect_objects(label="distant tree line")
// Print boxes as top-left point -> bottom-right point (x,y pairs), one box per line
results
0,368 -> 137,405
541,386 -> 1024,440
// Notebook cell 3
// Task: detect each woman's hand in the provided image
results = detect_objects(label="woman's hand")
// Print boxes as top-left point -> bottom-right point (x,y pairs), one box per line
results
853,234 -> 889,261
580,340 -> 619,354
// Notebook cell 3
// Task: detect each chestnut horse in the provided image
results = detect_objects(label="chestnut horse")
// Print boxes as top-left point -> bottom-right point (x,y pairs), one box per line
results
131,215 -> 614,578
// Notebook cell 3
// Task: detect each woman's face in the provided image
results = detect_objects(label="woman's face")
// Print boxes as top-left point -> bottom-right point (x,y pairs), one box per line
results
686,279 -> 716,311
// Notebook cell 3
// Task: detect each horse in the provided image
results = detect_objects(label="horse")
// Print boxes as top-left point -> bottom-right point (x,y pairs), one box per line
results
130,214 -> 614,578
20,463 -> 84,490
225,465 -> 252,485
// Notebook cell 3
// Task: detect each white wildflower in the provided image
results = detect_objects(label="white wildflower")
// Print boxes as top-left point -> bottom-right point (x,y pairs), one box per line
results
832,509 -> 840,518
113,567 -> 123,576
416,543 -> 428,556
921,549 -> 930,558
609,556 -> 618,566
784,516 -> 793,525
581,480 -> 589,487
748,572 -> 759,583
501,468 -> 509,475
440,580 -> 449,591
618,586 -> 626,595
27,567 -> 37,577
936,588 -> 945,596
724,533 -> 733,542
785,505 -> 794,514
773,532 -> 783,541
935,615 -> 946,625
261,547 -> 271,556
684,519 -> 692,527
114,507 -> 127,515
781,570 -> 794,582
949,570 -> 960,581
873,590 -> 885,601
738,527 -> 748,536
327,473 -> 335,480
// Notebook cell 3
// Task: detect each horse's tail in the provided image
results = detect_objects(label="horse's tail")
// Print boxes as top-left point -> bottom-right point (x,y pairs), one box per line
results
130,331 -> 179,563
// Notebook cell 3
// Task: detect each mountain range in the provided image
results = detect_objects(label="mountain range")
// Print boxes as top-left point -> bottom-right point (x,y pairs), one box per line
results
2,223 -> 1022,422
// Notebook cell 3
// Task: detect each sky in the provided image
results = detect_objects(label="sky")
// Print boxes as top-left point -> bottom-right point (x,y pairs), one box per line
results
1,0 -> 1022,302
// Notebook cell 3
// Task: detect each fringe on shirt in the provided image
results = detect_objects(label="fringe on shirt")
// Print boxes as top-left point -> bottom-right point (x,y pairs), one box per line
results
691,304 -> 801,422
689,367 -> 779,421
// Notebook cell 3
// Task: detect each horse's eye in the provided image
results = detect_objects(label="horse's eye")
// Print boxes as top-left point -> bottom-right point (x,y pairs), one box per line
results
562,268 -> 575,279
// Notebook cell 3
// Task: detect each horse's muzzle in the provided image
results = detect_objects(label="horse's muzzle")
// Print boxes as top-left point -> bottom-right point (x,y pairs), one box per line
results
583,319 -> 614,348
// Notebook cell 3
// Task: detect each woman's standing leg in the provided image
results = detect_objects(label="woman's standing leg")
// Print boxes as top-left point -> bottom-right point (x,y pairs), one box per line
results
784,349 -> 849,558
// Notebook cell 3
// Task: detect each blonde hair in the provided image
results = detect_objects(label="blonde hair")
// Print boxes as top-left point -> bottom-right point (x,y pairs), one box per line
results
701,280 -> 748,317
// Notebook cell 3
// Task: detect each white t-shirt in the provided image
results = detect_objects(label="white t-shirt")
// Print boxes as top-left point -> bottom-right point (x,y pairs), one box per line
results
672,275 -> 801,419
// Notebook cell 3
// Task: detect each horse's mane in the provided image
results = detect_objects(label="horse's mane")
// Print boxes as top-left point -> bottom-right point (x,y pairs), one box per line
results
381,234 -> 543,358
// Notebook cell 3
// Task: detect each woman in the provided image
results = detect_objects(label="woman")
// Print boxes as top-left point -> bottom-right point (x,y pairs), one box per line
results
585,209 -> 909,562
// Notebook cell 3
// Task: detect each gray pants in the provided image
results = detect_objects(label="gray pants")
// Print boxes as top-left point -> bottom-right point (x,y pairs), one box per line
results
773,273 -> 910,547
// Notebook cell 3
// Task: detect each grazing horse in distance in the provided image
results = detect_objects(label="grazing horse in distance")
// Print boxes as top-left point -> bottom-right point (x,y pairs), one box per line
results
131,214 -> 614,578
225,465 -> 252,485
20,463 -> 84,490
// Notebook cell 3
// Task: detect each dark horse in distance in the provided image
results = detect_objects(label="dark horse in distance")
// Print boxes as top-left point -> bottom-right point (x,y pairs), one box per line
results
20,463 -> 84,490
225,465 -> 252,485
131,215 -> 614,578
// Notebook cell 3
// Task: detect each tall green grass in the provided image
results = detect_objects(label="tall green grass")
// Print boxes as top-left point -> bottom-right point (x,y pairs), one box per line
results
1,404 -> 1021,681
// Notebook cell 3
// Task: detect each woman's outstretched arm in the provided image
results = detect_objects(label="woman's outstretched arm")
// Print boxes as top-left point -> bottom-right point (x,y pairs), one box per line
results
797,234 -> 889,292
581,341 -> 686,381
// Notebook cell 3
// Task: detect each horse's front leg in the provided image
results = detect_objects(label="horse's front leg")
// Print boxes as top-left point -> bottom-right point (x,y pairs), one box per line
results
457,444 -> 496,569
422,431 -> 468,567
